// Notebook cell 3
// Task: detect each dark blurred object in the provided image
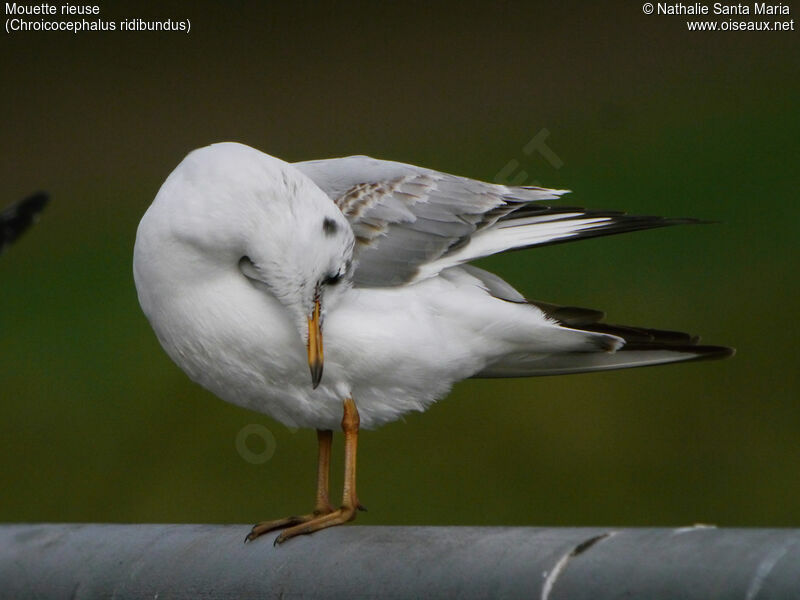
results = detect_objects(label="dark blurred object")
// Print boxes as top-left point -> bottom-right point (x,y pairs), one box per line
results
0,192 -> 49,255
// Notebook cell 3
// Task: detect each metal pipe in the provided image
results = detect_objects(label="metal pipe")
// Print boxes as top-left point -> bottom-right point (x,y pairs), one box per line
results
1,524 -> 798,599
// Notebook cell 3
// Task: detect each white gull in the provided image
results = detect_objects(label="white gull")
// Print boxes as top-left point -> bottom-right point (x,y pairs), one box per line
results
133,142 -> 732,543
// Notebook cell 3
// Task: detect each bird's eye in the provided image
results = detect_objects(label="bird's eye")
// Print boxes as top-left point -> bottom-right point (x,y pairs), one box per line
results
323,272 -> 343,286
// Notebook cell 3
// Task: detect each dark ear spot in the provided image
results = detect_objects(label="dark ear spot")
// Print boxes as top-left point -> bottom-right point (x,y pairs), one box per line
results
322,217 -> 338,236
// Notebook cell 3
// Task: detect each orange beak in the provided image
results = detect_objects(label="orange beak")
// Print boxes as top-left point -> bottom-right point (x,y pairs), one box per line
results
307,298 -> 324,389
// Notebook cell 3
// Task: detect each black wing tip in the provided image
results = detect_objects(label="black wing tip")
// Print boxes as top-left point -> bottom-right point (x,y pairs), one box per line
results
592,322 -> 735,361
504,198 -> 720,227
497,208 -> 719,255
534,301 -> 735,363
695,345 -> 736,360
582,323 -> 701,346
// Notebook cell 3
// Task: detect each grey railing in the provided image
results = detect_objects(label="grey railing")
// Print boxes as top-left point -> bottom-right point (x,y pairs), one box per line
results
1,524 -> 798,599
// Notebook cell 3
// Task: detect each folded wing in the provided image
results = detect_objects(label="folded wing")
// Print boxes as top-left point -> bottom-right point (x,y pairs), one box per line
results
477,294 -> 733,377
295,156 -> 699,288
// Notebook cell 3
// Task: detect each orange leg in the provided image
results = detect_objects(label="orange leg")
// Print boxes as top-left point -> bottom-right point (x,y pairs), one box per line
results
273,397 -> 362,545
245,428 -> 334,542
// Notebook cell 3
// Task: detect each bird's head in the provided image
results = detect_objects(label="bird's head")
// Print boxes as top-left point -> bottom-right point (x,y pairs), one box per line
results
135,142 -> 355,389
239,194 -> 355,389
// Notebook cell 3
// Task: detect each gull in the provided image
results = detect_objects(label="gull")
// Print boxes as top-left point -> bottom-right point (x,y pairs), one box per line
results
133,142 -> 732,544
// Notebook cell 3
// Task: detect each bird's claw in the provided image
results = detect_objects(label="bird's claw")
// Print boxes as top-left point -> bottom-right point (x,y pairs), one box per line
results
245,515 -> 308,543
271,505 -> 359,545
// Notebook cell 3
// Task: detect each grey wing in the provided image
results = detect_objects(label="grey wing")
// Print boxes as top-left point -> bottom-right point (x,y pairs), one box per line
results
295,156 -> 565,286
294,156 -> 699,288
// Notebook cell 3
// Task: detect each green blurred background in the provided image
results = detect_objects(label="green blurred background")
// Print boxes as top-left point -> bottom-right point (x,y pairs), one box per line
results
1,1 -> 798,529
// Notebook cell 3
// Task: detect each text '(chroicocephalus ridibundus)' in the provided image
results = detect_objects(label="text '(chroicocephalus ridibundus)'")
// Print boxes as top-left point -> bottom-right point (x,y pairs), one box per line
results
133,142 -> 732,544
